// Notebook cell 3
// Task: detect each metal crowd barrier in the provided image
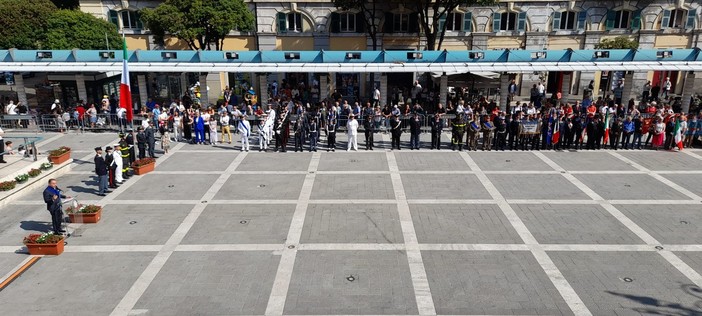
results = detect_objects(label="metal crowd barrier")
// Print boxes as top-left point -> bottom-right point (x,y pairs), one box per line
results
0,114 -> 38,131
2,136 -> 41,161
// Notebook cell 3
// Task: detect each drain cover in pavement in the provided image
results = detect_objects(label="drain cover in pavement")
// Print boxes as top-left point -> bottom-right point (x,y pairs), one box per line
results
623,277 -> 633,283
346,275 -> 355,282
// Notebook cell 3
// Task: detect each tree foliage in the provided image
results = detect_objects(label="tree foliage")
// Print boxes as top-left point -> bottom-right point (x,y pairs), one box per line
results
43,10 -> 122,50
51,0 -> 79,9
410,0 -> 496,51
140,0 -> 254,50
0,0 -> 57,49
595,36 -> 639,50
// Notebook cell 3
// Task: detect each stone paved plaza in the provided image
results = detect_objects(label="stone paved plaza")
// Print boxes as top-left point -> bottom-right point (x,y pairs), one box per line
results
1,133 -> 702,316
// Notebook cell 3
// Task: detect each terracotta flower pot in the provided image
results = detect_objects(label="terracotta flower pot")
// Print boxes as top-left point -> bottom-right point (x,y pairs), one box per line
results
48,151 -> 71,164
25,240 -> 64,256
133,162 -> 155,175
68,207 -> 102,224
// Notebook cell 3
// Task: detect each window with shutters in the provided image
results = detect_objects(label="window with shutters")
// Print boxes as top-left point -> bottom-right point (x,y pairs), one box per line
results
394,13 -> 410,32
445,13 -> 462,31
494,12 -> 525,31
663,9 -> 688,28
339,13 -> 356,32
120,11 -> 143,29
287,13 -> 303,32
613,11 -> 630,29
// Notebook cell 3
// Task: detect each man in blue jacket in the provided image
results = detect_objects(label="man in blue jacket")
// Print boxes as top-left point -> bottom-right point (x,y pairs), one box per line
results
43,178 -> 69,235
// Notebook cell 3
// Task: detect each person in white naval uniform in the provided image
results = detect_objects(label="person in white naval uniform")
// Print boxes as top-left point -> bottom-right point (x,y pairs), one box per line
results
346,114 -> 359,151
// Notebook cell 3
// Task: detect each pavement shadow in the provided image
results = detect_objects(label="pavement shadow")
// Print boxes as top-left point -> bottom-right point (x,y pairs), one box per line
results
606,283 -> 702,315
19,220 -> 52,233
66,177 -> 99,195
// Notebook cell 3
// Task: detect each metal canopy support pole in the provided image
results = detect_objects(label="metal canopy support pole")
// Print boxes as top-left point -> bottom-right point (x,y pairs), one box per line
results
440,73 -> 448,108
75,73 -> 88,104
380,73 -> 388,107
681,72 -> 695,113
500,73 -> 510,111
258,73 -> 268,110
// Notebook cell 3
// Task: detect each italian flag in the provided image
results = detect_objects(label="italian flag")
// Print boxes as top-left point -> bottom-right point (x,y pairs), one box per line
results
673,118 -> 684,150
603,113 -> 610,144
119,36 -> 133,122
552,114 -> 560,145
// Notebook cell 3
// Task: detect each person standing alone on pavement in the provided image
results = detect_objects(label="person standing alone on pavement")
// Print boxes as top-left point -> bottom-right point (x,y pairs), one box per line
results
94,147 -> 109,196
346,114 -> 358,151
43,179 -> 69,235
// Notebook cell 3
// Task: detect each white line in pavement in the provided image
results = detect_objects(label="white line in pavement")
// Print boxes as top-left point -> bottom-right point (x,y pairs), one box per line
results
657,250 -> 702,286
264,151 -> 320,316
109,148 -> 245,316
682,150 -> 702,160
463,152 -> 592,316
387,151 -> 436,316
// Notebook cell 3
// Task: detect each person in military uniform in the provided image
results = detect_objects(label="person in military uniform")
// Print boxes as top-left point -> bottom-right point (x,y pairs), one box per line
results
390,114 -> 402,150
429,115 -> 443,150
125,130 -> 136,164
293,117 -> 303,152
494,112 -> 507,151
104,146 -> 117,188
409,112 -> 421,150
136,127 -> 147,159
481,114 -> 496,151
466,114 -> 479,151
363,114 -> 374,150
326,116 -> 337,152
451,113 -> 466,151
508,113 -> 521,150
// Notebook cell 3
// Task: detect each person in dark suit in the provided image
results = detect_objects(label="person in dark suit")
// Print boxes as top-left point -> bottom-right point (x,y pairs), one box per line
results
105,146 -> 117,188
42,178 -> 69,235
94,147 -> 109,196
136,127 -> 147,159
145,122 -> 157,158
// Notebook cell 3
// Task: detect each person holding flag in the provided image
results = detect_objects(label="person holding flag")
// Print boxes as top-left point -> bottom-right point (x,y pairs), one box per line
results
673,114 -> 686,151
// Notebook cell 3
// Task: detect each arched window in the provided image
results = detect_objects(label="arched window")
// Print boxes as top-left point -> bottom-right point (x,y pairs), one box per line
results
605,10 -> 641,30
330,12 -> 365,33
108,10 -> 143,30
493,11 -> 526,31
661,9 -> 697,29
552,11 -> 587,30
438,12 -> 473,32
277,12 -> 304,33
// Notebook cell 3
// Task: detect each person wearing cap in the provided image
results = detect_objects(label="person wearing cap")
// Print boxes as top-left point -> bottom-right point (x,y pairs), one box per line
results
429,114 -> 443,150
113,143 -> 124,184
105,146 -> 117,188
94,147 -> 109,196
346,114 -> 359,151
390,113 -> 402,150
409,112 -> 421,150
363,114 -> 375,150
136,127 -> 147,159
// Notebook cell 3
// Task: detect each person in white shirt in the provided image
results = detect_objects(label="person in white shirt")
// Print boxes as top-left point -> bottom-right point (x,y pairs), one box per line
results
258,114 -> 269,152
264,109 -> 276,145
5,100 -> 17,115
220,113 -> 232,144
238,115 -> 251,151
537,82 -> 545,97
372,87 -> 381,107
116,106 -> 127,132
113,143 -> 123,184
172,112 -> 182,142
209,116 -> 218,146
346,114 -> 359,151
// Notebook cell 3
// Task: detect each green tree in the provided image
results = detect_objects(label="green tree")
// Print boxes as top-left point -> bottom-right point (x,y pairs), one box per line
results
51,0 -> 79,9
595,36 -> 639,50
0,0 -> 57,49
410,0 -> 496,51
42,10 -> 122,50
140,0 -> 254,50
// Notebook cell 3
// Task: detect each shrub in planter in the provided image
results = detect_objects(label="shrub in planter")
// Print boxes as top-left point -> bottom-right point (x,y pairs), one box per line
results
23,232 -> 65,255
65,204 -> 102,223
28,168 -> 41,177
131,157 -> 156,175
14,174 -> 29,183
0,180 -> 16,191
39,162 -> 54,170
48,146 -> 71,164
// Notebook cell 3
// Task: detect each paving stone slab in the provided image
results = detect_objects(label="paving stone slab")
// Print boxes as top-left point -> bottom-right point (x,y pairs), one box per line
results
0,252 -> 154,316
471,152 -> 554,171
395,152 -> 471,171
310,174 -> 395,200
660,174 -> 702,198
284,250 -> 418,315
115,174 -> 219,201
544,152 -> 638,171
401,174 -> 491,200
574,174 -> 691,200
300,204 -> 403,243
0,253 -> 26,281
512,204 -> 644,244
618,151 -> 702,171
67,204 -> 194,245
183,204 -> 295,244
549,251 -> 701,316
317,152 -> 389,171
236,152 -> 312,171
423,250 -> 573,315
0,204 -> 55,246
410,204 -> 523,244
488,174 -> 590,200
616,204 -> 702,244
213,174 -> 305,200
134,251 -> 279,316
154,152 -> 239,171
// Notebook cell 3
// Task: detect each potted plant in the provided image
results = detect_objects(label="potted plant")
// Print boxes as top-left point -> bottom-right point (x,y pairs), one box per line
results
39,162 -> 53,170
23,232 -> 64,255
131,157 -> 156,175
0,180 -> 16,191
14,174 -> 29,183
65,204 -> 102,223
28,168 -> 41,178
48,146 -> 71,164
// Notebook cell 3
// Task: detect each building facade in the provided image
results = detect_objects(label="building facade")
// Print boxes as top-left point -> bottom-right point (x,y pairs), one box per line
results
75,0 -> 702,107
